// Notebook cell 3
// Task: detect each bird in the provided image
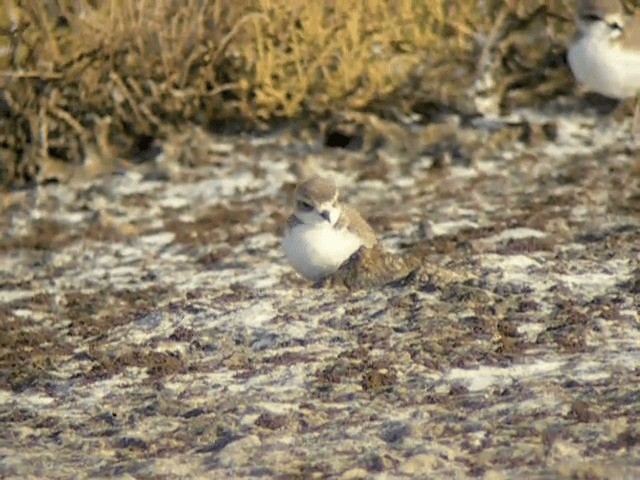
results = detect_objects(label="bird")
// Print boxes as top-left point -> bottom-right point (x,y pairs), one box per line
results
282,175 -> 377,282
568,0 -> 640,101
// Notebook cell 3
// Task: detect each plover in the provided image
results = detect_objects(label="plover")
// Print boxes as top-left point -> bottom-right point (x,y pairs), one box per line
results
568,0 -> 640,100
282,175 -> 377,281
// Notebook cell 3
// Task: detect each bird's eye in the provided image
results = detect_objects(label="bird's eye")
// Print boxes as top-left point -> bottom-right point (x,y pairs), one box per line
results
582,14 -> 602,23
608,21 -> 623,32
298,201 -> 313,211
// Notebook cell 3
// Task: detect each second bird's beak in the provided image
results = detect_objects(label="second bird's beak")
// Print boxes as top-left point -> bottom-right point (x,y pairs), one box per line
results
320,210 -> 331,222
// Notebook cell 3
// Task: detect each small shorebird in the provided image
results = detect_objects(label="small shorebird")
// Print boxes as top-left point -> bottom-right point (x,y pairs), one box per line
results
568,0 -> 640,101
282,175 -> 377,281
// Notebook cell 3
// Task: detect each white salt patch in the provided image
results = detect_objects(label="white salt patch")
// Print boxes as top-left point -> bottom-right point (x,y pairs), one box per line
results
157,196 -> 190,209
110,172 -> 158,195
260,162 -> 295,192
515,392 -> 562,415
0,290 -> 36,302
255,401 -> 297,415
50,211 -> 87,224
220,301 -> 276,328
246,232 -> 279,250
517,322 -> 547,342
251,275 -> 284,290
541,116 -> 624,157
487,227 -> 548,243
139,232 -> 175,246
279,325 -> 316,344
501,150 -> 517,161
176,213 -> 197,222
111,244 -> 148,260
165,173 -> 258,206
474,229 -> 548,257
249,135 -> 282,147
440,207 -> 478,218
208,142 -> 235,154
202,371 -> 238,390
104,312 -> 177,346
15,391 -> 57,407
619,309 -> 639,322
449,166 -> 479,179
81,368 -> 148,405
240,413 -> 262,427
0,389 -> 16,405
484,253 -> 541,271
0,389 -> 12,404
390,176 -> 412,189
429,220 -> 480,236
447,359 -> 564,392
609,350 -> 640,368
241,364 -> 311,395
474,95 -> 499,118
558,272 -> 619,294
102,266 -> 141,280
492,109 -> 624,159
571,360 -> 613,382
11,308 -> 45,318
475,159 -> 504,175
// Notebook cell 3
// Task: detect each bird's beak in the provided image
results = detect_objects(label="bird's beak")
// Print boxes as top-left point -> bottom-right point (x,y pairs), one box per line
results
320,210 -> 331,222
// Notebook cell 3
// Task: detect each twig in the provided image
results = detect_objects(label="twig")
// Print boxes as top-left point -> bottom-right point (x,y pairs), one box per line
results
49,106 -> 90,139
0,70 -> 63,79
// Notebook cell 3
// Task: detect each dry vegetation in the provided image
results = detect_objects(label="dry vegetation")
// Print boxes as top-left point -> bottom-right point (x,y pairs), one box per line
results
0,0 -> 579,187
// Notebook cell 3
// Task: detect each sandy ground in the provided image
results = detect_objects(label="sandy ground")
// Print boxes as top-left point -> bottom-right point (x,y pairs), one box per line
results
1,101 -> 639,479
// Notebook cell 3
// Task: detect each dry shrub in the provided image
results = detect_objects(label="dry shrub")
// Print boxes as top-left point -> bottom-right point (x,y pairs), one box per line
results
0,0 -> 576,186
1,0 -> 254,183
239,0 -> 470,117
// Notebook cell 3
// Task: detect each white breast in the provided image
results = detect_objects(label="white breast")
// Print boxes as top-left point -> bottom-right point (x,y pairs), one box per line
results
568,33 -> 640,99
282,222 -> 363,281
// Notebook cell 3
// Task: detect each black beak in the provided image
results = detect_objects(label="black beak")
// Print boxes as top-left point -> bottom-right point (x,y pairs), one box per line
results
320,210 -> 331,222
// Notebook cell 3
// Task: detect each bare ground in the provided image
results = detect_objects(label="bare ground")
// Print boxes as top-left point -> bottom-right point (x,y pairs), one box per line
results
0,101 -> 639,479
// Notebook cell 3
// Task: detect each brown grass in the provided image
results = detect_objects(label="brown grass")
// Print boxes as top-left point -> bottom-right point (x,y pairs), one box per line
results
0,0 -> 576,186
